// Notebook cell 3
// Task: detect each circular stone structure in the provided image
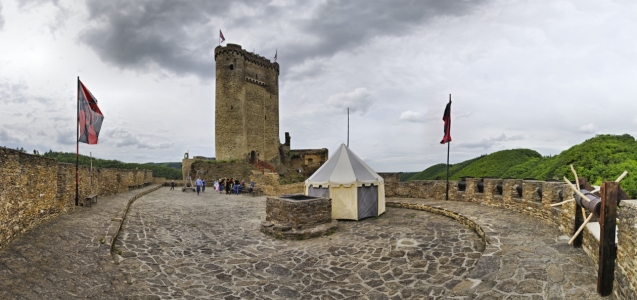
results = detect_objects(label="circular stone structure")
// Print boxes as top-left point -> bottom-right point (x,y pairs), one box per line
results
261,194 -> 338,239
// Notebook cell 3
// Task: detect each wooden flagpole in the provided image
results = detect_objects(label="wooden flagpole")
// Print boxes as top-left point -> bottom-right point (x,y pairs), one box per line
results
446,94 -> 451,201
75,76 -> 79,206
347,107 -> 349,147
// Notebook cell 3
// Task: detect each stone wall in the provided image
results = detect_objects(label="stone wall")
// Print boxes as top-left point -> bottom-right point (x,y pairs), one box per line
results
287,148 -> 329,177
0,146 -> 154,251
265,196 -> 332,229
377,172 -> 401,184
384,178 -> 636,299
188,160 -> 255,184
615,200 -> 637,299
0,148 -> 60,250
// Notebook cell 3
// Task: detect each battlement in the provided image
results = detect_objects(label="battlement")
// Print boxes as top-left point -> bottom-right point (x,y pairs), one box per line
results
215,44 -> 279,74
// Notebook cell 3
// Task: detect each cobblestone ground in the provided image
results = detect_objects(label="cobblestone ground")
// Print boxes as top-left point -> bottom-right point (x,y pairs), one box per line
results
390,198 -> 605,300
114,188 -> 485,299
0,185 -> 160,300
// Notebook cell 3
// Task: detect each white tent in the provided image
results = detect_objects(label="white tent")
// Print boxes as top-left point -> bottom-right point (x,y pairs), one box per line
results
304,144 -> 385,220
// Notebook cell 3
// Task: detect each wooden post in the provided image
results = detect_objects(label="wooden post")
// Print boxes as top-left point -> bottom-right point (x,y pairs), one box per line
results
572,202 -> 584,247
597,181 -> 618,296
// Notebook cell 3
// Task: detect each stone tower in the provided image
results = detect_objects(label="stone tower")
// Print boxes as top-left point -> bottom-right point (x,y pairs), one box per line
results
214,44 -> 280,162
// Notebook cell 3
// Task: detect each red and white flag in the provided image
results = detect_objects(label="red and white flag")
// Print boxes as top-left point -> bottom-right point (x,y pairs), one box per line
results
274,49 -> 277,62
78,80 -> 104,144
219,30 -> 225,44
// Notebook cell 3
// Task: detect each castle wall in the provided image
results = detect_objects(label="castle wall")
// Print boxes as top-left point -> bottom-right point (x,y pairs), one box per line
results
188,160 -> 254,184
215,44 -> 280,162
288,148 -> 328,176
381,176 -> 637,300
0,146 -> 155,251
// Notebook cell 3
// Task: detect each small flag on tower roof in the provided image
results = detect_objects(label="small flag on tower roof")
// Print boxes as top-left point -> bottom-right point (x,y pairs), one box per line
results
274,49 -> 277,62
219,30 -> 225,44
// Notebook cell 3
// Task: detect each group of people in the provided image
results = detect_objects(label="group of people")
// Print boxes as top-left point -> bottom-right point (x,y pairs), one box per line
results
214,177 -> 255,195
170,177 -> 256,195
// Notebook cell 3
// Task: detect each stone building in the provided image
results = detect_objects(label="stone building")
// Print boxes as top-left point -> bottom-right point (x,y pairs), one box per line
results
181,44 -> 327,183
215,43 -> 281,163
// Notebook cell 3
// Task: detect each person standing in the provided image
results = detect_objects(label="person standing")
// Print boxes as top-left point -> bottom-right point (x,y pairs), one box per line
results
196,177 -> 203,195
170,180 -> 175,190
226,178 -> 232,195
202,179 -> 206,193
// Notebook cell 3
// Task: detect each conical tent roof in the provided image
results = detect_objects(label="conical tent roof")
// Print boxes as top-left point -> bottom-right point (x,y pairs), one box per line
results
306,144 -> 384,188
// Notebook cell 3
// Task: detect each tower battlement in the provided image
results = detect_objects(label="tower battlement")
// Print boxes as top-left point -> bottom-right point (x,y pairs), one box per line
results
214,44 -> 279,74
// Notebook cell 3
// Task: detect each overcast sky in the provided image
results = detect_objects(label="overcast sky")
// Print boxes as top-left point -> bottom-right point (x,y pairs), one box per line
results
1,0 -> 637,172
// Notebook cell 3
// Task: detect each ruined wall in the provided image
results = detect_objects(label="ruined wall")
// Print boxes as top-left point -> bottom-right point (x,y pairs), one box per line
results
215,43 -> 280,162
383,178 -> 636,300
287,148 -> 328,177
189,160 -> 255,183
0,146 -> 154,251
377,172 -> 401,184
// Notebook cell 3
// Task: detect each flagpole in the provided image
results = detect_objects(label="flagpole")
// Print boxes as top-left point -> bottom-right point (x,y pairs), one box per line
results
76,77 -> 79,206
445,94 -> 451,201
347,107 -> 349,147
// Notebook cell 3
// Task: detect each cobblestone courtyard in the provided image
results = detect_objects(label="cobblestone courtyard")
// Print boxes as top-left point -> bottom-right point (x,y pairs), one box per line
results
115,188 -> 485,299
0,187 -> 605,299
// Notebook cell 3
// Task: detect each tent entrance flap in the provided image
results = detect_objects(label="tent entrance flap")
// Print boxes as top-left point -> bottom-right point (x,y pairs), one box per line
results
308,186 -> 330,198
357,185 -> 378,219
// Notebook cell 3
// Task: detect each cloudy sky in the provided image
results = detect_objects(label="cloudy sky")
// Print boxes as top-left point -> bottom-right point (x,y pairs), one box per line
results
1,0 -> 637,172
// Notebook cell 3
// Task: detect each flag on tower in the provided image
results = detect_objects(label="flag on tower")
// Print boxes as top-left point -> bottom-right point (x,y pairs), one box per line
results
274,49 -> 277,62
440,100 -> 452,144
78,80 -> 104,144
219,30 -> 225,44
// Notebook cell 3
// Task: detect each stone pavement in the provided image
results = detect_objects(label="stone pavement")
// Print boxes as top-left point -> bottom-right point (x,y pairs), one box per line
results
0,187 -> 608,299
113,188 -> 485,299
0,184 -> 161,300
389,198 -> 605,299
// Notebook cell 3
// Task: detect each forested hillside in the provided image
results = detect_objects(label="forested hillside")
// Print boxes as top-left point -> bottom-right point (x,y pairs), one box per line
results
407,134 -> 637,197
43,151 -> 182,180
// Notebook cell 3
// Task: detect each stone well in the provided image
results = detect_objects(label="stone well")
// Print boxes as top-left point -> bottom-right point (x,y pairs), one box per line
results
260,194 -> 338,240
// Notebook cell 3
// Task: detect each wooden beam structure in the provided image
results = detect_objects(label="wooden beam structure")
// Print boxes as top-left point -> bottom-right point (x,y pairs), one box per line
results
597,181 -> 618,296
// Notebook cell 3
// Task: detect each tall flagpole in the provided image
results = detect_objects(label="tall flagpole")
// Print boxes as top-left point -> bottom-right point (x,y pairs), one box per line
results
347,107 -> 349,147
76,77 -> 80,206
446,94 -> 451,201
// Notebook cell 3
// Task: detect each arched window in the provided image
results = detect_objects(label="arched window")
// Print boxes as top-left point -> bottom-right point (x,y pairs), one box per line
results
229,64 -> 234,70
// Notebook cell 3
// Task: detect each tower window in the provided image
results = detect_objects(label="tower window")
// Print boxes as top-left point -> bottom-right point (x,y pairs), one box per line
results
229,64 -> 234,70
256,74 -> 258,79
231,105 -> 233,110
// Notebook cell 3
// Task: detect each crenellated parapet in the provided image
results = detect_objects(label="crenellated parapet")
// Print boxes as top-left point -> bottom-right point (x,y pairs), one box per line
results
380,175 -> 637,300
215,44 -> 280,74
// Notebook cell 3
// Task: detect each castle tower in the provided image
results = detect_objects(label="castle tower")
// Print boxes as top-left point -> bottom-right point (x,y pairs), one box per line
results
214,44 -> 280,162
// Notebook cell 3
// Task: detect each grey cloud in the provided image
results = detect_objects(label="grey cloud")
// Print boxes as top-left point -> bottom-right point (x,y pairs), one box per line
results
56,131 -> 76,145
78,0 -> 488,79
398,111 -> 425,123
78,0 -> 260,78
0,128 -> 21,143
109,128 -> 174,149
327,88 -> 373,115
17,0 -> 61,8
459,133 -> 524,149
0,2 -> 4,30
579,123 -> 596,134
0,78 -> 54,104
281,0 -> 489,69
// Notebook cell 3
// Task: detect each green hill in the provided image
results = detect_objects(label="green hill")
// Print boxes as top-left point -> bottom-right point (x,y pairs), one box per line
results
42,151 -> 182,180
407,134 -> 637,197
399,172 -> 419,182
